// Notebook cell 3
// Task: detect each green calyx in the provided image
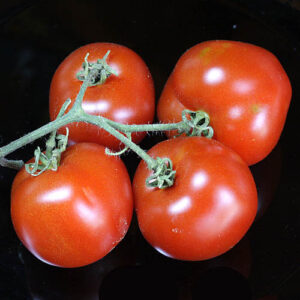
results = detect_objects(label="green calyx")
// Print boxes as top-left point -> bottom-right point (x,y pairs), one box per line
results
146,157 -> 176,189
76,51 -> 118,86
181,109 -> 214,138
25,97 -> 71,176
25,128 -> 69,176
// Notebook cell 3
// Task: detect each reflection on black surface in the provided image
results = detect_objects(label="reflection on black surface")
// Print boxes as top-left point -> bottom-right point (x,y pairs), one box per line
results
99,265 -> 178,300
190,267 -> 252,300
134,233 -> 252,278
99,237 -> 252,300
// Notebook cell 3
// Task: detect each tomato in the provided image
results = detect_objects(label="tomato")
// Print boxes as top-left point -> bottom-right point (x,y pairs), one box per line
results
49,42 -> 155,150
157,40 -> 292,165
11,143 -> 133,268
133,137 -> 257,261
157,75 -> 186,138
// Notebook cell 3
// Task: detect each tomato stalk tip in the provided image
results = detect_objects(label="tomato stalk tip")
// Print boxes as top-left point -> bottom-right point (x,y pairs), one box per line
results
76,51 -> 118,86
25,128 -> 69,176
146,157 -> 176,189
181,110 -> 213,138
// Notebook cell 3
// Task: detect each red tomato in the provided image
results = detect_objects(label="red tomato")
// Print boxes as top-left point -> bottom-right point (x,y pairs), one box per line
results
158,40 -> 292,165
49,43 -> 155,150
133,137 -> 257,261
11,143 -> 133,268
157,75 -> 186,138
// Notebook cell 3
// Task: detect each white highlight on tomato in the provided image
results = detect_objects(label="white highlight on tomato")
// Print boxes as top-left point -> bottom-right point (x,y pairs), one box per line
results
228,106 -> 244,119
154,246 -> 173,258
40,186 -> 72,203
233,79 -> 253,94
75,201 -> 104,228
204,67 -> 224,84
195,186 -> 241,236
218,187 -> 235,206
252,108 -> 267,136
192,170 -> 208,189
75,187 -> 106,228
82,101 -> 110,114
169,196 -> 191,215
113,108 -> 134,121
215,187 -> 241,229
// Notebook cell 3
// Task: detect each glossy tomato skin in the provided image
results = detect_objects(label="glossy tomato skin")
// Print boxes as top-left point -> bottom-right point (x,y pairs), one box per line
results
11,143 -> 133,268
157,75 -> 186,138
50,43 -> 155,150
133,137 -> 257,261
159,40 -> 292,165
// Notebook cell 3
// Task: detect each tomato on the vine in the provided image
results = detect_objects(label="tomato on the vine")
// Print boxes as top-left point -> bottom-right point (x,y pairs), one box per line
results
49,42 -> 155,150
133,137 -> 257,261
11,143 -> 133,268
157,40 -> 292,165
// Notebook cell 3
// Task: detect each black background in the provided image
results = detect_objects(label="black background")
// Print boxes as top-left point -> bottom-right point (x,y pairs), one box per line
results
0,0 -> 299,299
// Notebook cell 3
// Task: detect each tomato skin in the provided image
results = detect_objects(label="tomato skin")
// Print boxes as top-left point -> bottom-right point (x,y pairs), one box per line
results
49,43 -> 155,150
158,40 -> 292,165
11,143 -> 133,268
157,75 -> 186,138
133,137 -> 257,261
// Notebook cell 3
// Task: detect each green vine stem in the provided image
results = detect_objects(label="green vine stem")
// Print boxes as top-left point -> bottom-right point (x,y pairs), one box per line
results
0,51 -> 213,188
0,108 -> 211,169
104,110 -> 213,137
25,100 -> 71,176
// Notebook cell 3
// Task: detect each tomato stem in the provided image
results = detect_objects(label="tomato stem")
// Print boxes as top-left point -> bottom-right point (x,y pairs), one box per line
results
103,110 -> 213,137
25,128 -> 69,176
82,112 -> 158,169
0,157 -> 24,170
146,157 -> 176,189
0,114 -> 76,169
0,104 -> 212,172
76,51 -> 118,86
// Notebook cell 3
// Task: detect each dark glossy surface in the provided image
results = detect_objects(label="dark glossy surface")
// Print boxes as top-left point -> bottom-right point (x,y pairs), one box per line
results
0,0 -> 299,299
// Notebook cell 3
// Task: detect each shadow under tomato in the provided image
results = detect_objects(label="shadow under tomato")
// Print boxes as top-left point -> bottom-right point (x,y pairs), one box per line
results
132,222 -> 253,282
99,264 -> 179,300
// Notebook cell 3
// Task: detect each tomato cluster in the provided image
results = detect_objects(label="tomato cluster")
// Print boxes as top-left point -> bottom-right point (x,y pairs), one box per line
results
10,41 -> 291,267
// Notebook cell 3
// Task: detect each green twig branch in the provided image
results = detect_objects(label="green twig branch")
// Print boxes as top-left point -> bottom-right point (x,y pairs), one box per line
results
0,51 -> 213,189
